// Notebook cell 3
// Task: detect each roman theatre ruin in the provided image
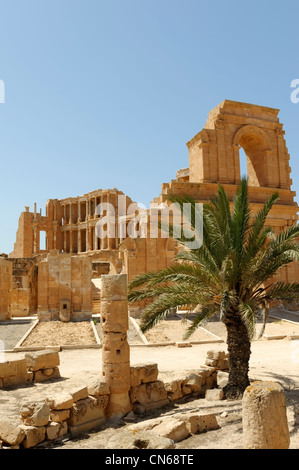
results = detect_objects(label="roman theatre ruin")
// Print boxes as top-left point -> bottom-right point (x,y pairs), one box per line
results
1,99 -> 299,322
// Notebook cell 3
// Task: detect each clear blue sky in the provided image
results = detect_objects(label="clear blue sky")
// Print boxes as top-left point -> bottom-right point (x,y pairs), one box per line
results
1,0 -> 299,254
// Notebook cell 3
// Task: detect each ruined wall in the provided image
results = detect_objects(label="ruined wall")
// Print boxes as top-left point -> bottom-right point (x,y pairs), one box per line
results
0,257 -> 12,320
37,251 -> 92,321
9,258 -> 39,317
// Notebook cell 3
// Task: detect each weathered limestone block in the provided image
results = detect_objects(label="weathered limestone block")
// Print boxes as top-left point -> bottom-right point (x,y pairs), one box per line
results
100,300 -> 129,332
2,373 -> 33,388
185,372 -> 203,392
217,370 -> 229,388
68,396 -> 108,436
19,424 -> 46,448
127,417 -> 163,432
50,409 -> 70,423
46,421 -> 60,440
70,385 -> 89,402
182,385 -> 191,395
20,402 -> 50,426
182,412 -> 219,433
102,332 -> 130,364
0,359 -> 27,378
46,420 -> 68,440
101,274 -> 127,301
164,378 -> 185,401
58,421 -> 68,437
25,349 -> 60,371
242,381 -> 290,449
103,362 -> 131,394
205,388 -> 224,401
130,363 -> 159,387
0,419 -> 25,446
34,367 -> 60,383
205,350 -> 229,369
152,418 -> 190,443
130,380 -> 169,410
106,429 -> 175,449
46,392 -> 74,410
107,392 -> 132,419
87,379 -> 110,397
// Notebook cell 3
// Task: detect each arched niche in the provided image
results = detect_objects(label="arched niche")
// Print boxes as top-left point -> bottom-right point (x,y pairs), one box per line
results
233,125 -> 273,187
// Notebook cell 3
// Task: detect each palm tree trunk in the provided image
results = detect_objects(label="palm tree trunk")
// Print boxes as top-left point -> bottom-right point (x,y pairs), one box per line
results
223,309 -> 251,399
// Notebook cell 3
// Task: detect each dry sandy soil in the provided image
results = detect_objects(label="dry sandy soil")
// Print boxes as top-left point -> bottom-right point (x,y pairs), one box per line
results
20,321 -> 98,348
1,312 -> 299,451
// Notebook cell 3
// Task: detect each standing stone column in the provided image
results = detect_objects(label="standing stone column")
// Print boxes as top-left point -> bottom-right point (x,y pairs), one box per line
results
101,274 -> 132,419
242,381 -> 290,449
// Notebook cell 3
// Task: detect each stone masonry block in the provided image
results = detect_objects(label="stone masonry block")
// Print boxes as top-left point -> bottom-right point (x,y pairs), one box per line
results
19,424 -> 46,449
25,349 -> 60,372
102,332 -> 130,364
100,300 -> 129,332
34,367 -> 60,383
0,359 -> 27,379
103,362 -> 131,394
69,386 -> 89,402
46,392 -> 74,410
0,420 -> 25,446
67,396 -> 108,436
101,274 -> 128,301
87,379 -> 110,397
129,380 -> 168,406
50,409 -> 70,423
20,402 -> 50,426
130,363 -> 159,387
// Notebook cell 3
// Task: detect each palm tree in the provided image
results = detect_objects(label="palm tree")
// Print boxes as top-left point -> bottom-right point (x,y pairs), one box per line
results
128,178 -> 299,399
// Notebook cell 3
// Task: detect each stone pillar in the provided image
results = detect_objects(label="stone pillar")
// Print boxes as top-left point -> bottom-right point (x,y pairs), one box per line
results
69,202 -> 72,224
242,381 -> 290,449
101,274 -> 131,419
78,202 -> 81,223
63,205 -> 67,225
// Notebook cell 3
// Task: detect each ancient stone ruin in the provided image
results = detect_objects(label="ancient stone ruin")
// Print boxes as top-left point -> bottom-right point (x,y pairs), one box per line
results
1,100 -> 299,322
0,100 -> 298,448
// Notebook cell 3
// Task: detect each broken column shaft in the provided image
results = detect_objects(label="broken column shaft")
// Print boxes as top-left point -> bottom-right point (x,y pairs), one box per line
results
101,274 -> 131,419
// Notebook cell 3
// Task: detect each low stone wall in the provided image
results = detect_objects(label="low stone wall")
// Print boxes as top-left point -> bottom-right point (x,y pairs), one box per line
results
0,349 -> 61,389
0,380 -> 110,448
129,350 -> 228,412
0,349 -> 229,448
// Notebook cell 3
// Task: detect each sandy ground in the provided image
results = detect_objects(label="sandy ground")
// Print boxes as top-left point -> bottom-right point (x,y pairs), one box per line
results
20,321 -> 97,347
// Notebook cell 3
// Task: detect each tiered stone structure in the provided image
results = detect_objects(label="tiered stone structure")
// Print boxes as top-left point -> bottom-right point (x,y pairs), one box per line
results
0,100 -> 297,320
10,189 -> 134,258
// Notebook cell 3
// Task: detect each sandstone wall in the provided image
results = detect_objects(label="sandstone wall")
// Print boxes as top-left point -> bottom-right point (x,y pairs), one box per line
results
37,251 -> 92,321
0,257 -> 12,321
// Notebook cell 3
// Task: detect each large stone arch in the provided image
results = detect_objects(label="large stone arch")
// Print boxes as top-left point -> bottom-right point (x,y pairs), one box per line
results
187,100 -> 292,190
